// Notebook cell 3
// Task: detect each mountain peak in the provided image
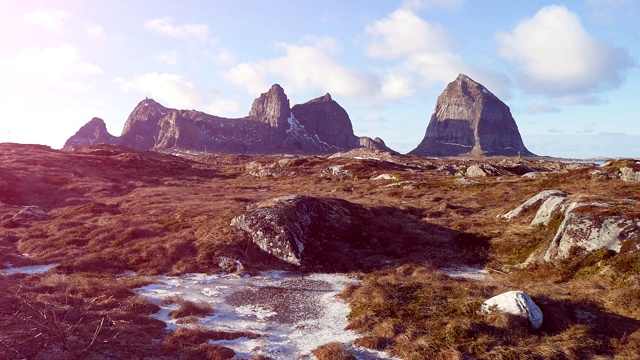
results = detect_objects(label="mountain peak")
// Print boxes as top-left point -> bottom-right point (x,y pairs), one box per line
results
249,84 -> 291,128
63,117 -> 121,148
409,74 -> 534,157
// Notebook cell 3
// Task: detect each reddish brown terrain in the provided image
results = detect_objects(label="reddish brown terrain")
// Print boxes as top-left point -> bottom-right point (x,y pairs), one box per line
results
1,143 -> 640,359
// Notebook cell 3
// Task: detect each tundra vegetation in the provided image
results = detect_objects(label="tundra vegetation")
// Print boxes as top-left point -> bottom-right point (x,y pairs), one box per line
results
1,143 -> 639,359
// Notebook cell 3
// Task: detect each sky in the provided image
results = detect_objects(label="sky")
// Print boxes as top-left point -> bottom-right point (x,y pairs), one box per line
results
0,0 -> 638,159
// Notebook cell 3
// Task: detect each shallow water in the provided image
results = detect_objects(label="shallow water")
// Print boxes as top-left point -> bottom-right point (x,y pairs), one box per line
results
136,271 -> 399,359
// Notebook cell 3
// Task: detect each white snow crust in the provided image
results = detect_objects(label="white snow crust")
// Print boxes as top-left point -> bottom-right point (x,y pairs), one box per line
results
136,271 -> 399,359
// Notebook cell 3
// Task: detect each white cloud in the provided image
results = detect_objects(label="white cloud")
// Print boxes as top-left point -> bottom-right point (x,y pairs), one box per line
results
144,17 -> 209,41
86,24 -> 105,39
23,9 -> 70,28
120,72 -> 239,115
495,5 -> 633,97
0,44 -> 102,82
381,74 -> 415,99
365,9 -> 451,60
154,50 -> 180,65
224,41 -> 379,99
210,49 -> 236,65
402,0 -> 464,11
402,52 -> 465,85
364,8 -> 485,98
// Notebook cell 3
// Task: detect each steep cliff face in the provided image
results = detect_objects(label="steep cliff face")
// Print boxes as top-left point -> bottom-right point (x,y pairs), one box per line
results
248,84 -> 291,129
64,117 -> 121,148
291,93 -> 393,152
291,93 -> 355,148
410,74 -> 534,157
120,99 -> 168,150
65,84 -> 392,154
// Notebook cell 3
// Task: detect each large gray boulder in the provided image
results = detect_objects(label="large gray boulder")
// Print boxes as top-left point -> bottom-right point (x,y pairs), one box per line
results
230,195 -> 368,271
481,290 -> 543,330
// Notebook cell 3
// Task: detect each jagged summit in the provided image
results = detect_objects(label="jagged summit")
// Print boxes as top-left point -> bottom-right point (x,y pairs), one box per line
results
64,84 -> 392,154
410,74 -> 534,157
248,84 -> 291,128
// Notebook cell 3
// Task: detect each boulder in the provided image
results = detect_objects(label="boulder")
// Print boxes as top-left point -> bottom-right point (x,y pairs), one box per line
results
229,195 -> 368,271
481,290 -> 543,330
522,172 -> 541,179
409,74 -> 534,157
466,164 -> 499,177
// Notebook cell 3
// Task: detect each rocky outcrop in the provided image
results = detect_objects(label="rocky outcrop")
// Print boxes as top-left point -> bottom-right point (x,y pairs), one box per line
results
502,190 -> 567,221
620,167 -> 640,182
66,85 -> 392,155
64,117 -> 121,148
410,74 -> 534,157
230,195 -> 368,271
504,191 -> 640,263
543,203 -> 640,261
481,291 -> 543,330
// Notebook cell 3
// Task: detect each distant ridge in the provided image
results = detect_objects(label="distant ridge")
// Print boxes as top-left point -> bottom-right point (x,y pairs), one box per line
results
64,85 -> 392,155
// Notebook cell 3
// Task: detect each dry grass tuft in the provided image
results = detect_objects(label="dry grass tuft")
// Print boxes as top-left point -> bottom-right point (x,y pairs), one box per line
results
312,342 -> 356,360
168,299 -> 214,319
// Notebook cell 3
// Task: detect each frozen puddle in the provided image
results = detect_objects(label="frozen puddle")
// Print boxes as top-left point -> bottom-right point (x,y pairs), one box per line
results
1,263 -> 58,275
136,271 -> 398,359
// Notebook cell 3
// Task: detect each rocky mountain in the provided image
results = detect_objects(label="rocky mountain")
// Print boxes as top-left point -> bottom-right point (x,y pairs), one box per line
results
410,74 -> 534,157
65,84 -> 391,154
63,117 -> 121,148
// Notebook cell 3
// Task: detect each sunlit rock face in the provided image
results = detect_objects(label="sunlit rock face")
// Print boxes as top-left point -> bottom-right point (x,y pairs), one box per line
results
410,74 -> 534,157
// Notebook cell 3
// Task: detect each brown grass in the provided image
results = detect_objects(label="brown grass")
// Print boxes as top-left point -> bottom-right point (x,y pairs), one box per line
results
165,297 -> 214,319
344,264 -> 640,359
2,144 -> 640,358
312,342 -> 356,360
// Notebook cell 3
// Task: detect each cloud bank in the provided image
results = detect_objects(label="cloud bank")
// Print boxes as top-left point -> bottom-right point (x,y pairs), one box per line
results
496,5 -> 634,100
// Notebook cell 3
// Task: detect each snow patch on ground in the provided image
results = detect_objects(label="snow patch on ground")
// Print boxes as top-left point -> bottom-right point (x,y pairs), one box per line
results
1,264 -> 58,275
136,271 -> 399,359
442,266 -> 491,281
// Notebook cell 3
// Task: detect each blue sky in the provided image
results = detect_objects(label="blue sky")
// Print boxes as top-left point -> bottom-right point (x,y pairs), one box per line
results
0,0 -> 638,158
